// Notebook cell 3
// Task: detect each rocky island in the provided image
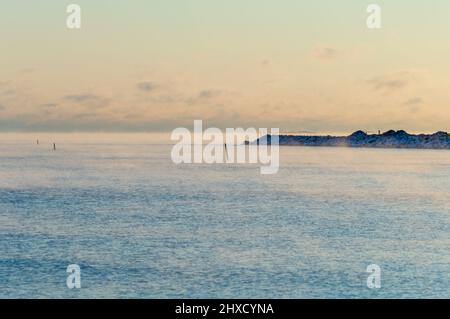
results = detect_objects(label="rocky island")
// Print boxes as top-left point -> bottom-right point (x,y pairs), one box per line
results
252,130 -> 450,149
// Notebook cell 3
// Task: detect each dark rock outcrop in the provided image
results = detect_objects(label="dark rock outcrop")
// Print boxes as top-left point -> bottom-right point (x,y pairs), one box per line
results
253,130 -> 450,149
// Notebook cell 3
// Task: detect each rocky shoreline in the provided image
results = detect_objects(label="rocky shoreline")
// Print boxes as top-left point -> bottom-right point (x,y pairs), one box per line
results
253,130 -> 450,149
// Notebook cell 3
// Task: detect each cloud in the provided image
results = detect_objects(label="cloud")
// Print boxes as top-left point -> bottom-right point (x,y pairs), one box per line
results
369,79 -> 407,91
42,103 -> 58,108
404,97 -> 423,106
185,89 -> 223,106
367,70 -> 421,92
198,90 -> 221,99
0,118 -> 181,132
0,81 -> 14,96
136,82 -> 155,92
19,68 -> 34,74
185,89 -> 226,107
404,97 -> 424,113
64,93 -> 110,108
65,94 -> 100,103
311,46 -> 339,60
261,59 -> 270,67
71,112 -> 100,120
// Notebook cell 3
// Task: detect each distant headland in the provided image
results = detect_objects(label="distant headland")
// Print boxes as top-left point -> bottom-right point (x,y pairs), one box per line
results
251,130 -> 450,149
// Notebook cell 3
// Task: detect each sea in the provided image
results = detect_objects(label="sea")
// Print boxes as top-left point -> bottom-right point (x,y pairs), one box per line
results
0,133 -> 449,298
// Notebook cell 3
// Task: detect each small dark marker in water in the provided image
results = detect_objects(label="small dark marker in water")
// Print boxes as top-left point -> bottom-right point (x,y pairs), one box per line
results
224,143 -> 228,161
53,143 -> 56,151
36,139 -> 39,145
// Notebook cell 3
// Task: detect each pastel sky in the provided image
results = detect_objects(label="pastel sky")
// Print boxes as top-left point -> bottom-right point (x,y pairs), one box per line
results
1,0 -> 450,133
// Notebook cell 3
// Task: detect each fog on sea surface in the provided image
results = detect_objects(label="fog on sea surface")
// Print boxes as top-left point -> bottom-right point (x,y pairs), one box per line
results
0,134 -> 449,298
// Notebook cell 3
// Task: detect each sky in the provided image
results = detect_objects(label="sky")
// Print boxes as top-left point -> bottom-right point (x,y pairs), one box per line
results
1,0 -> 450,133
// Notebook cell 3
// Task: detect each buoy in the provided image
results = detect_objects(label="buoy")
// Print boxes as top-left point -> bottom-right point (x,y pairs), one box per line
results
224,142 -> 230,162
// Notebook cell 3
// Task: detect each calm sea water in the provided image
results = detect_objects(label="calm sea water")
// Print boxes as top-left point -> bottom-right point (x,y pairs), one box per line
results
0,134 -> 449,298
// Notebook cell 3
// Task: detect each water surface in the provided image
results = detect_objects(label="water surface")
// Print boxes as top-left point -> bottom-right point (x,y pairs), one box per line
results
1,134 -> 449,298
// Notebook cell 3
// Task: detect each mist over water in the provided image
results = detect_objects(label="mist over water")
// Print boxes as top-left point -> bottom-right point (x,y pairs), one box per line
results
1,134 -> 449,298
